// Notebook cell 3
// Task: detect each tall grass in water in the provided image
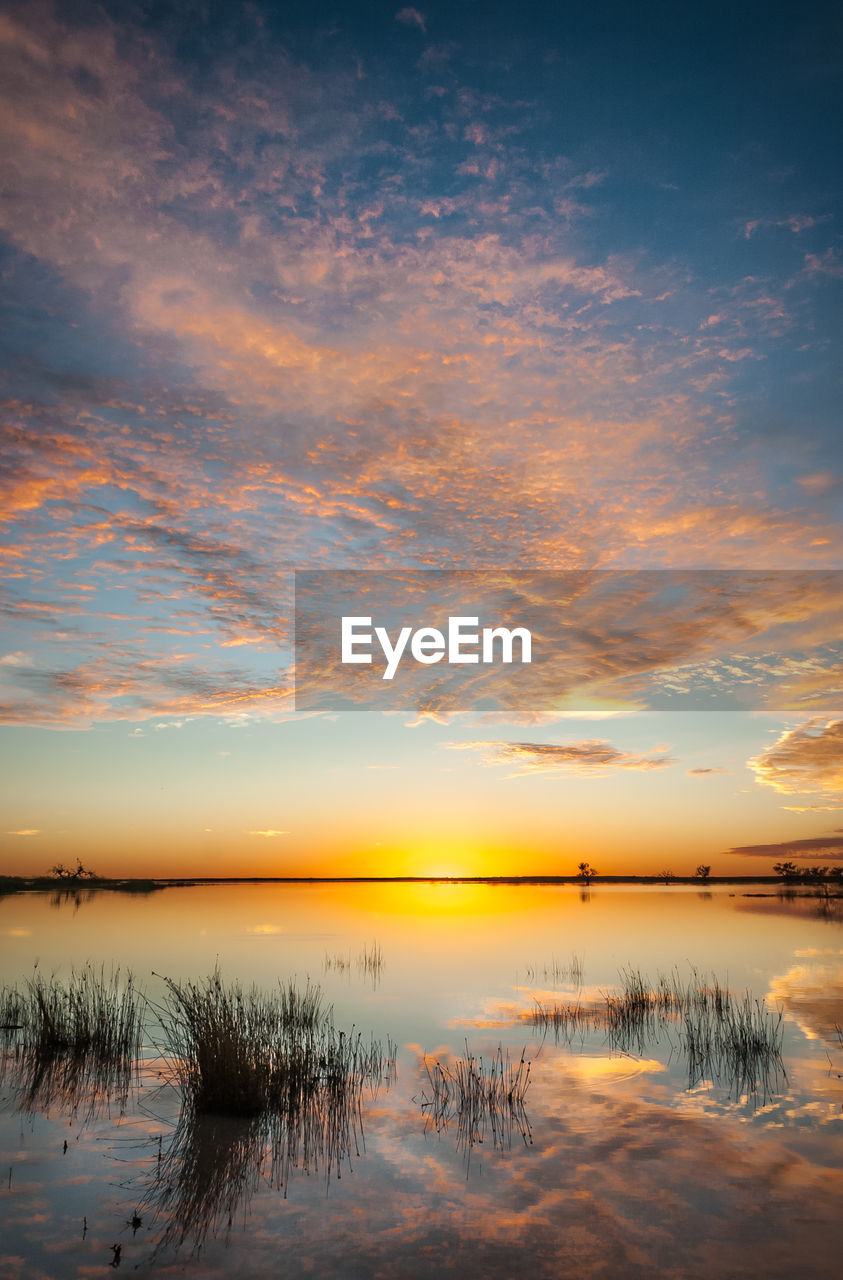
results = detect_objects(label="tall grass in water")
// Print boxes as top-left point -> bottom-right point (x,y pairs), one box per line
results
357,941 -> 384,986
682,994 -> 784,1096
324,942 -> 385,988
524,953 -> 584,987
604,967 -> 785,1097
528,966 -> 785,1099
420,1044 -> 532,1156
528,999 -> 599,1044
146,970 -> 394,1248
0,966 -> 142,1112
156,972 -> 329,1115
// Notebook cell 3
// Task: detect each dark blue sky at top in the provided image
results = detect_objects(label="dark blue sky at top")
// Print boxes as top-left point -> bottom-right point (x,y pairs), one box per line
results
43,0 -> 841,297
24,0 -> 838,473
2,0 -> 841,548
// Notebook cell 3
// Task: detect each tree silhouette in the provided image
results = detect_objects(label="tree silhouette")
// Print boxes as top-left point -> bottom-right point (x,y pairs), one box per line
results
577,861 -> 596,885
49,859 -> 97,882
695,864 -> 711,882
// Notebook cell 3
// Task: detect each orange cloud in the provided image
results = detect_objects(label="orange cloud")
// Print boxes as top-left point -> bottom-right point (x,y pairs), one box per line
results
448,739 -> 676,775
748,720 -> 843,799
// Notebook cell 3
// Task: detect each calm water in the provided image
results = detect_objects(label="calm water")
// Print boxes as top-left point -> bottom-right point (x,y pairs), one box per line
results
0,883 -> 841,1278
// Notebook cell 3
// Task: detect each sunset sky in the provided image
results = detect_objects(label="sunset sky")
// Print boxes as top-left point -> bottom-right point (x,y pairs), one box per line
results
1,0 -> 841,877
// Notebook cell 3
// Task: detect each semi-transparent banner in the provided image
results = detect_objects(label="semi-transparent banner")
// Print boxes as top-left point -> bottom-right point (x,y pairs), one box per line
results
294,570 -> 843,716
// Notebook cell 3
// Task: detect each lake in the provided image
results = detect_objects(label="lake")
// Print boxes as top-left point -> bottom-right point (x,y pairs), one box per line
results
1,882 -> 841,1278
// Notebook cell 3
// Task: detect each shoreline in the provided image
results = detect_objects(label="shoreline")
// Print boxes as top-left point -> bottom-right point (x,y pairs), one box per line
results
0,873 -> 823,894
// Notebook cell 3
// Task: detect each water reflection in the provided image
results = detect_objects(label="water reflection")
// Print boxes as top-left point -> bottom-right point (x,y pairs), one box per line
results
144,1063 -> 394,1255
0,885 -> 841,1278
740,889 -> 843,923
517,967 -> 788,1103
0,1044 -> 137,1119
0,967 -> 141,1120
49,887 -> 97,913
417,1045 -> 533,1162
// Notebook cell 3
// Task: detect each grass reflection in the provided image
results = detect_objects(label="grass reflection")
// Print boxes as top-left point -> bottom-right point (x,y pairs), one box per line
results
527,966 -> 786,1100
419,1044 -> 533,1161
0,966 -> 141,1116
139,970 -> 395,1253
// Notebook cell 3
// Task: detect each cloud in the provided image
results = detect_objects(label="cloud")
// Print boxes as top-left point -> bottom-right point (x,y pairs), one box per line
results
0,4 -> 839,730
247,829 -> 289,837
395,7 -> 426,31
744,213 -> 829,238
295,569 -> 843,722
796,472 -> 838,495
748,719 -> 843,799
781,804 -> 841,813
726,831 -> 843,860
767,963 -> 843,1041
803,247 -> 843,279
447,739 -> 676,775
6,829 -> 39,836
686,767 -> 728,776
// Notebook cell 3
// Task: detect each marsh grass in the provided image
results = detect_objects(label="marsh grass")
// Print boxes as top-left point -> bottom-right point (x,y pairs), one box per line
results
144,970 -> 395,1249
524,953 -> 584,987
357,942 -> 384,985
527,966 -> 784,1098
146,1081 -> 380,1254
154,970 -> 390,1117
527,1000 -> 598,1043
682,993 -> 784,1095
0,967 -> 142,1113
324,942 -> 385,988
420,1044 -> 532,1156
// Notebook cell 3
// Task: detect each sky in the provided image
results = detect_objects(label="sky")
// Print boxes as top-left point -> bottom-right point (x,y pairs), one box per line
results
0,0 -> 841,878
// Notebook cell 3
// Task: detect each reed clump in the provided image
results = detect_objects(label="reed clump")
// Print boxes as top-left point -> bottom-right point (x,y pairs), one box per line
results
682,994 -> 784,1093
324,942 -> 385,987
357,942 -> 384,984
0,966 -> 142,1111
527,965 -> 784,1097
145,970 -> 394,1246
527,999 -> 598,1042
155,970 -> 389,1118
420,1044 -> 532,1153
524,953 -> 584,986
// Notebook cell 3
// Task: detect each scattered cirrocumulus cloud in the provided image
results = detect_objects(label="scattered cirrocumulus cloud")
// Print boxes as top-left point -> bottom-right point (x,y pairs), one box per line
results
0,4 -> 840,733
395,7 -> 426,31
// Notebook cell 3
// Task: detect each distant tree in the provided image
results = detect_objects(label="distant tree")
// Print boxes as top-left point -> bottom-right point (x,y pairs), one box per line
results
695,864 -> 711,882
660,869 -> 674,885
803,866 -> 829,883
772,860 -> 799,881
49,859 -> 97,882
577,861 -> 596,885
